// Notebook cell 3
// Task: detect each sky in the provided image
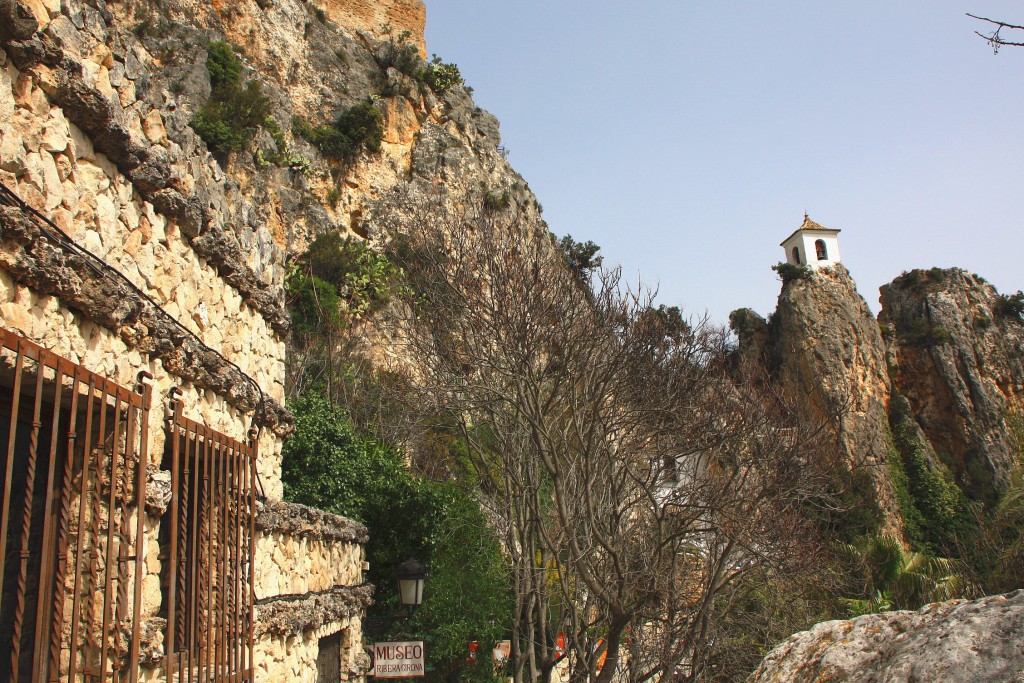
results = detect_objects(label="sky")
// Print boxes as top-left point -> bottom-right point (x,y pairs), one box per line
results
422,1 -> 1024,326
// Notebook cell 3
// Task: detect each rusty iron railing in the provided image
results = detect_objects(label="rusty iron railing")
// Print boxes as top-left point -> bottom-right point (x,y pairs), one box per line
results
164,390 -> 257,683
0,327 -> 151,683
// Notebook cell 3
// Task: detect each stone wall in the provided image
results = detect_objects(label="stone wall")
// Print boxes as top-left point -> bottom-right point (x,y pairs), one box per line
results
0,0 -> 371,680
255,618 -> 369,683
0,45 -> 288,493
252,501 -> 372,682
254,500 -> 369,599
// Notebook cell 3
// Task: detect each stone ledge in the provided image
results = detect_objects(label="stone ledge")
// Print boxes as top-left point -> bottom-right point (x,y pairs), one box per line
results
256,499 -> 368,544
255,584 -> 374,637
0,203 -> 293,436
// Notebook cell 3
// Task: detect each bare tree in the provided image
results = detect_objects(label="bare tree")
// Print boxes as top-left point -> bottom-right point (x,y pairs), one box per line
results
385,194 -> 842,682
967,13 -> 1024,53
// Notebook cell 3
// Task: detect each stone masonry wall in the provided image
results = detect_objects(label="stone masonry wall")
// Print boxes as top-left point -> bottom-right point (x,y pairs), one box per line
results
0,1 -> 371,680
254,500 -> 369,599
255,618 -> 367,683
0,43 -> 288,495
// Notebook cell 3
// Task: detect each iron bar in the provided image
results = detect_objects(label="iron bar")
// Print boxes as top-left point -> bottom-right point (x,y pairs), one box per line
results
165,388 -> 182,683
161,398 -> 258,683
9,355 -> 48,683
98,390 -> 125,682
0,342 -> 26,621
47,369 -> 81,683
31,359 -> 67,681
67,376 -> 98,683
129,372 -> 152,683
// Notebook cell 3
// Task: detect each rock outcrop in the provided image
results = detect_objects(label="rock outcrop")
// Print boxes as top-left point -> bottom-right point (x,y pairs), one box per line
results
734,258 -> 1024,543
747,590 -> 1024,683
880,268 -> 1024,501
736,264 -> 905,534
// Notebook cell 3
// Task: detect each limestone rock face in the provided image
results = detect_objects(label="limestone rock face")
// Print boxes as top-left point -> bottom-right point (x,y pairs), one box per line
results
880,268 -> 1024,499
747,590 -> 1024,683
319,0 -> 427,55
764,265 -> 904,532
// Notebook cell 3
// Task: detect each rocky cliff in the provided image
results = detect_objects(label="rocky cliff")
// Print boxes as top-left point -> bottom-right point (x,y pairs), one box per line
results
0,0 -> 543,277
734,257 -> 1024,544
732,264 -> 905,535
0,0 -> 550,401
881,268 -> 1024,503
747,590 -> 1024,683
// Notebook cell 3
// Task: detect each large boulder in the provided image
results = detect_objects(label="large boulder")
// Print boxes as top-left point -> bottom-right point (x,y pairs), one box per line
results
747,590 -> 1024,683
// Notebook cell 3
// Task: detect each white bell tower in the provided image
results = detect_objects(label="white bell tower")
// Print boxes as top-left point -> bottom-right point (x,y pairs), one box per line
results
780,214 -> 841,269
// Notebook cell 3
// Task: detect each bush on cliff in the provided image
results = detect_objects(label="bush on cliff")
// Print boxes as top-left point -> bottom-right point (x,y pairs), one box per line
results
191,41 -> 271,154
772,262 -> 811,283
994,291 -> 1024,322
292,101 -> 383,165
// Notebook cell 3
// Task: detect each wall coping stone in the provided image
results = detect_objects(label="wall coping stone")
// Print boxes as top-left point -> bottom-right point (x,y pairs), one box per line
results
255,584 -> 373,637
256,499 -> 368,544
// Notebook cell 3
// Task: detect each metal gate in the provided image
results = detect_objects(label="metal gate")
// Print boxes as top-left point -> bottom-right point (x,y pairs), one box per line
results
0,327 -> 151,683
164,391 -> 257,683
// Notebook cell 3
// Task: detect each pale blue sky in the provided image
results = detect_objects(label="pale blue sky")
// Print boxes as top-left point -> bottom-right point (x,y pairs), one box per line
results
424,2 -> 1024,325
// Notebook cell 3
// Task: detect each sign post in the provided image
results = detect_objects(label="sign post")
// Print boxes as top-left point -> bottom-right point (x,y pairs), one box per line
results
373,641 -> 425,678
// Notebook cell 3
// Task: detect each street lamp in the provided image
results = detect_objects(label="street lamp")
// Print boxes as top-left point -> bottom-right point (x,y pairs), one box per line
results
396,558 -> 426,610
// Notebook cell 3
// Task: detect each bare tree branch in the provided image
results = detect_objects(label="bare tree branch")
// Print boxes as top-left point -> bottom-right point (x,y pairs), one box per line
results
967,13 -> 1024,53
381,189 -> 847,682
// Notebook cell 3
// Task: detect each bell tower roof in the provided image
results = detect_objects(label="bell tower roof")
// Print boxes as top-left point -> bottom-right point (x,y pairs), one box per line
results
780,214 -> 840,247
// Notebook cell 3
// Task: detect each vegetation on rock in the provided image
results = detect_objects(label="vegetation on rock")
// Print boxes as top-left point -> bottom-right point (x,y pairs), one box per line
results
292,101 -> 383,165
285,233 -> 405,420
190,41 -> 271,154
771,261 -> 811,283
889,398 -> 977,555
834,533 -> 974,615
994,290 -> 1024,322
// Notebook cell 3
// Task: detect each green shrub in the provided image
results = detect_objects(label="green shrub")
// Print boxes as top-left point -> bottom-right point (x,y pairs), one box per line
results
994,291 -> 1024,322
890,415 -> 977,555
373,32 -> 465,97
889,395 -> 977,550
896,319 -> 952,348
895,267 -> 949,294
282,394 -> 512,680
133,17 -> 162,39
191,80 -> 271,153
482,188 -> 511,213
418,55 -> 464,94
285,271 -> 343,337
206,40 -> 242,88
190,43 -> 271,154
886,431 -> 927,550
287,233 -> 403,332
557,234 -> 602,281
292,101 -> 383,164
326,187 -> 341,208
772,262 -> 811,283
